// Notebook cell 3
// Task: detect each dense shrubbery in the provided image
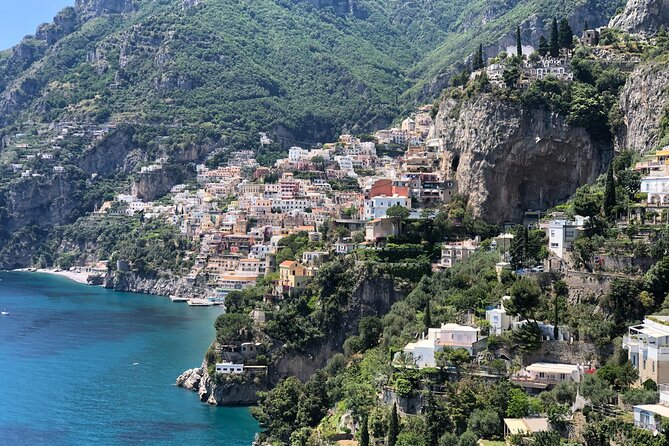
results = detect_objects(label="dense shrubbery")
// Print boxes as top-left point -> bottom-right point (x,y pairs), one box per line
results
35,216 -> 196,276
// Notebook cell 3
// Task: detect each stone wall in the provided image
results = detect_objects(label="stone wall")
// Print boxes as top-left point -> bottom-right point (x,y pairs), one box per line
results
523,340 -> 599,366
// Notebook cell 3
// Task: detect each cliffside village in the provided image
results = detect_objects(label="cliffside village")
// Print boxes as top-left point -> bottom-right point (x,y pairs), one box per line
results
4,23 -> 669,443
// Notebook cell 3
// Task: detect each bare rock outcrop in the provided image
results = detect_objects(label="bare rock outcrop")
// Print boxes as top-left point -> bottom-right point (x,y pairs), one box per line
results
609,0 -> 669,35
433,94 -> 611,224
176,361 -> 262,406
75,0 -> 136,19
615,61 -> 669,153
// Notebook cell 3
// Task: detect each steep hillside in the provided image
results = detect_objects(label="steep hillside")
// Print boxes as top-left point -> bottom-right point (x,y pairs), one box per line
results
0,0 -> 622,145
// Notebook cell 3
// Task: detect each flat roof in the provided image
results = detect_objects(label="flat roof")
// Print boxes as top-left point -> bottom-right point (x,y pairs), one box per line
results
526,363 -> 580,373
440,323 -> 479,332
504,418 -> 550,434
635,404 -> 669,418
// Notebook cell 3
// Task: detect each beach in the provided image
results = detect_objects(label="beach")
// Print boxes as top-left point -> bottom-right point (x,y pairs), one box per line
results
13,268 -> 90,284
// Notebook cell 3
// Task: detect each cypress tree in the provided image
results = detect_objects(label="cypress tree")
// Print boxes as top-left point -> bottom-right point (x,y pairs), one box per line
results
550,18 -> 560,57
604,164 -> 616,218
360,416 -> 369,446
388,402 -> 399,446
584,19 -> 589,30
478,43 -> 485,68
516,26 -> 523,58
559,18 -> 574,49
538,36 -> 549,56
423,299 -> 432,329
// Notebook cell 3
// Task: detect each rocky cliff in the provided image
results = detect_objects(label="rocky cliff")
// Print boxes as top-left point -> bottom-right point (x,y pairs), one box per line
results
176,360 -> 264,405
270,270 -> 402,383
615,61 -> 669,153
103,270 -> 207,298
609,0 -> 669,35
177,268 -> 403,405
432,94 -> 611,224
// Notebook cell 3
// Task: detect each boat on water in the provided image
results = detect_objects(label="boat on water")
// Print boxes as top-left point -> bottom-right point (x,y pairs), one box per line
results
1,309 -> 9,316
207,296 -> 225,306
169,295 -> 189,302
187,298 -> 214,307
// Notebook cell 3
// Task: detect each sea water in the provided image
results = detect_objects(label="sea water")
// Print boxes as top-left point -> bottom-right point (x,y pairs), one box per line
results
0,272 -> 258,445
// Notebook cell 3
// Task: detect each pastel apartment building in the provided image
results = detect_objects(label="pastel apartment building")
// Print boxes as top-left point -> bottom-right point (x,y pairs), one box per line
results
623,315 -> 669,385
437,238 -> 479,269
512,362 -> 584,392
399,324 -> 485,368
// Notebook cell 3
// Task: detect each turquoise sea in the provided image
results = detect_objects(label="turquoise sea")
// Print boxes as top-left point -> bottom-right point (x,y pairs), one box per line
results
0,272 -> 258,445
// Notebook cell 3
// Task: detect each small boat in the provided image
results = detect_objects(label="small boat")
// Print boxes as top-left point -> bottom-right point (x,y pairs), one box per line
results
169,295 -> 188,302
1,309 -> 9,316
187,298 -> 214,307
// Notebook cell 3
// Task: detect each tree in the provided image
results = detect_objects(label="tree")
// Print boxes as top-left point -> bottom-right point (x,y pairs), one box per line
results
646,256 -> 669,302
538,36 -> 549,56
386,205 -> 410,220
506,278 -> 542,322
516,26 -> 523,58
507,388 -> 530,417
214,313 -> 254,346
534,431 -> 562,446
388,402 -> 399,446
359,316 -> 383,351
467,408 -> 500,439
558,18 -> 574,49
603,164 -> 616,219
251,377 -> 304,443
581,374 -> 614,406
397,432 -> 426,446
472,44 -> 484,70
423,299 -> 432,329
438,433 -> 458,446
360,416 -> 370,446
510,225 -> 528,269
503,66 -> 520,89
549,18 -> 560,57
458,430 -> 478,446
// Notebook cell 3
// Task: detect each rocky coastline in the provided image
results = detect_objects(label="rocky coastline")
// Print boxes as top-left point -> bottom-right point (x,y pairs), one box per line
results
176,360 -> 263,406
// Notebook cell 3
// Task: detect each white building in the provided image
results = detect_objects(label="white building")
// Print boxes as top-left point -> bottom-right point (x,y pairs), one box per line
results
215,362 -> 244,374
642,175 -> 669,206
512,362 -> 584,390
437,238 -> 479,269
288,146 -> 307,162
364,195 -> 411,220
548,217 -> 587,259
486,296 -> 519,335
623,315 -> 669,385
399,323 -> 484,368
634,384 -> 669,432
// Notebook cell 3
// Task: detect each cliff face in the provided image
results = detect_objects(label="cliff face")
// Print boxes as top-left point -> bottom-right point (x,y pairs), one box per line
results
609,0 -> 669,35
103,271 -> 207,298
177,269 -> 403,405
615,62 -> 669,153
270,271 -> 402,383
176,360 -> 264,406
3,173 -> 83,232
433,95 -> 610,224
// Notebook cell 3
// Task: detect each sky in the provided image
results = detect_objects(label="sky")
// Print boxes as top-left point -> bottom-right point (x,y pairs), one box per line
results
0,1 -> 75,50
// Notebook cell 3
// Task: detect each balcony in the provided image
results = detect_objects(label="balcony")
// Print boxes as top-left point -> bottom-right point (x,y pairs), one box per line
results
623,335 -> 639,352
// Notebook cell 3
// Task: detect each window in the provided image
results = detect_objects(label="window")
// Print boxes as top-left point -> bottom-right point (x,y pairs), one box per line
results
539,372 -> 545,378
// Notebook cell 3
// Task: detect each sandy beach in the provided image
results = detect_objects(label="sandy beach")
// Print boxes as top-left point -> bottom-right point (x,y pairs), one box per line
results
14,268 -> 90,285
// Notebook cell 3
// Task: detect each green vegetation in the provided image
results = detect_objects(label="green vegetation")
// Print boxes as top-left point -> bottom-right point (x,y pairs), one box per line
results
32,215 -> 196,276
